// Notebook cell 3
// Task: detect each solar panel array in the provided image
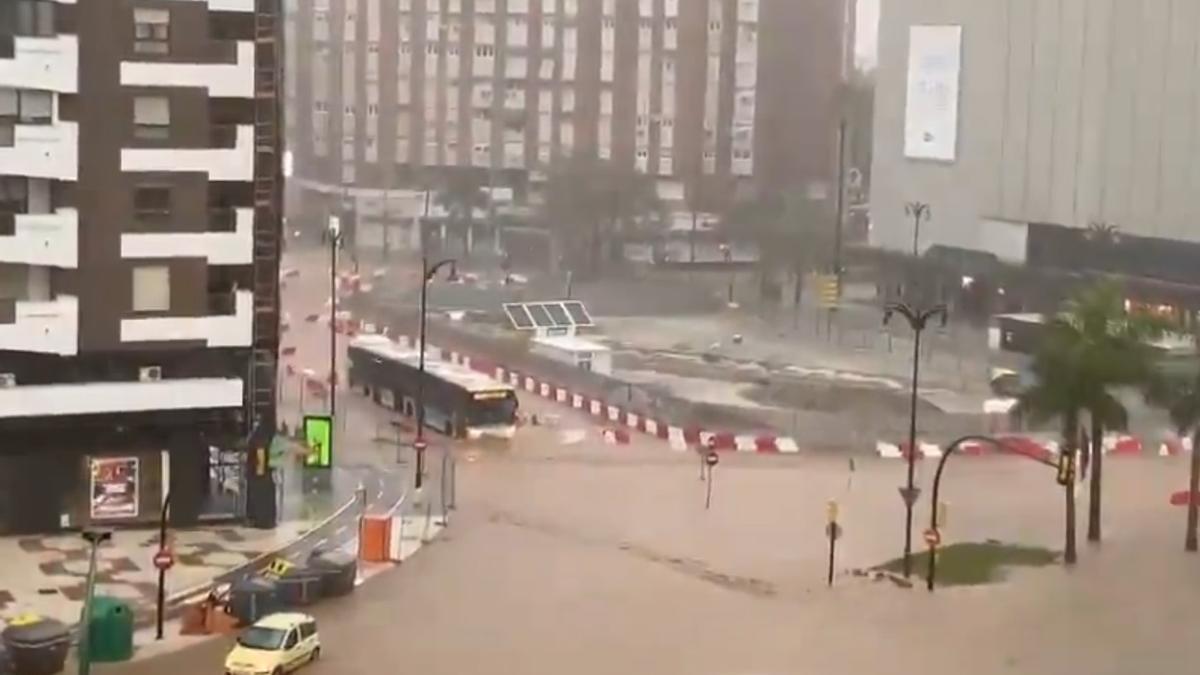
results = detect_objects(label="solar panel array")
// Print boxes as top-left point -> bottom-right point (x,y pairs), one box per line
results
503,301 -> 594,331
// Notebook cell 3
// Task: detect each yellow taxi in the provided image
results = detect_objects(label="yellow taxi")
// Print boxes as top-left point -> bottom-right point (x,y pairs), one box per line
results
224,612 -> 321,675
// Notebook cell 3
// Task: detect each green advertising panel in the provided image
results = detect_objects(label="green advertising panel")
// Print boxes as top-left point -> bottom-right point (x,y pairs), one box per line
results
303,415 -> 333,468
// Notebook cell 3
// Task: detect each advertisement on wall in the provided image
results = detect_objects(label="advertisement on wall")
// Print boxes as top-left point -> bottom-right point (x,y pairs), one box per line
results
90,457 -> 140,519
904,25 -> 963,162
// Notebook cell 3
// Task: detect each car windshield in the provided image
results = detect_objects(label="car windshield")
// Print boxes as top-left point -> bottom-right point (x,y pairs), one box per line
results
237,626 -> 287,651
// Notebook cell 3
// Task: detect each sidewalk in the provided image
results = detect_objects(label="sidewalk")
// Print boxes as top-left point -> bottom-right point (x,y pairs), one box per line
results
0,519 -> 315,628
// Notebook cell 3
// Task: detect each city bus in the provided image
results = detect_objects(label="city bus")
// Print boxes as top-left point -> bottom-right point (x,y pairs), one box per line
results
347,335 -> 518,439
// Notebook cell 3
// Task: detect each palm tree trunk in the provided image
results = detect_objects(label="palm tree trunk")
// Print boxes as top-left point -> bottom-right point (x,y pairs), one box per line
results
1187,429 -> 1200,552
1087,416 -> 1103,542
1063,410 -> 1079,565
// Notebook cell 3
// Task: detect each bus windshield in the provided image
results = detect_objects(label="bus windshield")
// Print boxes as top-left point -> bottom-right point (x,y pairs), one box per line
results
467,391 -> 518,426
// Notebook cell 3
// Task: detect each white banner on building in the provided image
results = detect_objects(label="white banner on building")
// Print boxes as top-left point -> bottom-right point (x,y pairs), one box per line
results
904,25 -> 963,162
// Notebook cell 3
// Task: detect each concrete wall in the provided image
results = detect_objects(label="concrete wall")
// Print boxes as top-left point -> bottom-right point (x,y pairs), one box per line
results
872,0 -> 1200,258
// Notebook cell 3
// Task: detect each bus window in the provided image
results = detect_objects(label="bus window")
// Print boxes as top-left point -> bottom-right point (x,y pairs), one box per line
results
467,391 -> 518,426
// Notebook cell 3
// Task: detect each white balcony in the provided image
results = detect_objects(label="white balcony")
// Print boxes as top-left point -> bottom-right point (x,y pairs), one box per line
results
0,35 -> 78,93
121,41 -> 254,98
176,0 -> 254,11
0,208 -> 78,268
121,125 -> 252,180
0,122 -> 78,181
0,377 -> 244,419
121,208 -> 251,265
0,295 -> 77,356
120,289 -> 253,346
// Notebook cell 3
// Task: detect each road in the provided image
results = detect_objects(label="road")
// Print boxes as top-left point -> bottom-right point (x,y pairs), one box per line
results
105,388 -> 1199,675
98,247 -> 1199,674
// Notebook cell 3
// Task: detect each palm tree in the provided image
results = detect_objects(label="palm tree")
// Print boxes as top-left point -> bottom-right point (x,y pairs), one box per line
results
436,172 -> 489,257
1019,282 -> 1164,552
1146,350 -> 1200,551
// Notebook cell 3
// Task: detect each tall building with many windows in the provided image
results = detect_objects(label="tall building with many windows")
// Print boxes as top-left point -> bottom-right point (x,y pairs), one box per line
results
0,0 -> 282,534
285,0 -> 846,241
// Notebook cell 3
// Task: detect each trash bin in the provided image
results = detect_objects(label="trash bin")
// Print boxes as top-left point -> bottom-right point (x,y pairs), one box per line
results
1,616 -> 70,675
307,549 -> 357,597
87,596 -> 134,663
275,565 -> 323,607
227,576 -> 281,626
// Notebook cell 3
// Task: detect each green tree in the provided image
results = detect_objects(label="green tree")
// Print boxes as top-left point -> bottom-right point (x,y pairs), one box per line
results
436,172 -> 489,257
539,155 -> 661,276
1146,347 -> 1200,551
720,190 -> 833,306
1018,282 -> 1164,556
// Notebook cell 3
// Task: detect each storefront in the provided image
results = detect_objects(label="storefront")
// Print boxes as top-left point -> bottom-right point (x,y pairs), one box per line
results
0,418 -> 250,535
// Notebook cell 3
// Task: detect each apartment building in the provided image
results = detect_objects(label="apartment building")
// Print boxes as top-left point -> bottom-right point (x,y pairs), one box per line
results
0,0 -> 283,534
284,0 -> 846,246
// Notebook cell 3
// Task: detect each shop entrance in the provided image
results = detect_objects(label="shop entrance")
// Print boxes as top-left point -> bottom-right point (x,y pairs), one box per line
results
198,445 -> 244,520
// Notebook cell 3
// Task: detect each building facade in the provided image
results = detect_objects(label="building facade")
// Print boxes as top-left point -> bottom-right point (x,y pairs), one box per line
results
284,0 -> 846,247
872,0 -> 1200,316
0,0 -> 282,534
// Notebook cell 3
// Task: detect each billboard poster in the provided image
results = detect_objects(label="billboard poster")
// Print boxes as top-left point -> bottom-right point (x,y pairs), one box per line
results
303,415 -> 333,468
90,457 -> 140,519
904,25 -> 963,161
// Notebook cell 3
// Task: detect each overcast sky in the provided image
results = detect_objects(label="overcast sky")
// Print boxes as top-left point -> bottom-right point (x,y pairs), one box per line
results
856,0 -> 880,69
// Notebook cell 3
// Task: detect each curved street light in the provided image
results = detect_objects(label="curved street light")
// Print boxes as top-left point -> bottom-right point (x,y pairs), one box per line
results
883,301 -> 948,578
414,257 -> 458,490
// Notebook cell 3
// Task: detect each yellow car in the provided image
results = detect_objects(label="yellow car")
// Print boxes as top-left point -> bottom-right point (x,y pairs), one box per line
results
224,612 -> 321,675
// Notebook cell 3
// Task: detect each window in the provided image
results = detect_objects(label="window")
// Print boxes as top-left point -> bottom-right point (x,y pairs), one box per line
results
133,186 -> 171,229
9,0 -> 55,37
133,96 -> 170,140
0,177 -> 28,214
133,8 -> 170,54
299,623 -> 317,639
132,266 -> 170,313
0,88 -> 52,146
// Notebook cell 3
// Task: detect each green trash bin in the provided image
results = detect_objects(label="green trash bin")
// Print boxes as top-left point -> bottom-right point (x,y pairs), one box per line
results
87,597 -> 134,663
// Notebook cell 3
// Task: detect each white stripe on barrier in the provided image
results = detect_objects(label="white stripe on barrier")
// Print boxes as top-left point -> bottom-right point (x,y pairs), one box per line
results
607,405 -> 620,422
920,442 -> 942,458
626,413 -> 639,429
776,438 -> 799,453
877,441 -> 902,459
698,431 -> 716,448
524,377 -> 536,392
667,427 -> 688,451
735,436 -> 757,452
572,394 -> 584,409
645,419 -> 659,436
590,400 -> 602,416
461,356 -> 471,370
556,388 -> 568,403
539,382 -> 551,397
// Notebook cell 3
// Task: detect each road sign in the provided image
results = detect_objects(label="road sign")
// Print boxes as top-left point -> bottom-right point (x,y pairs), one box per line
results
705,451 -> 720,467
414,439 -> 429,452
923,528 -> 941,547
825,523 -> 843,541
152,549 -> 174,571
826,500 -> 839,524
898,486 -> 922,506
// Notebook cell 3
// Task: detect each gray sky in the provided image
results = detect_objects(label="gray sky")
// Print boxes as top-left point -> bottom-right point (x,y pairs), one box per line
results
856,0 -> 880,69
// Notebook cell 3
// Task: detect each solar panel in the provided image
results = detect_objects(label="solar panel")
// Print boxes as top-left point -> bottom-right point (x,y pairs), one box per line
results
543,302 -> 571,326
563,301 -> 594,326
526,303 -> 555,328
503,300 -> 595,331
503,303 -> 535,329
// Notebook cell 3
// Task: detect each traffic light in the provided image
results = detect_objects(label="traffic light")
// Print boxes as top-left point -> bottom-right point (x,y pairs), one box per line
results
818,274 -> 840,309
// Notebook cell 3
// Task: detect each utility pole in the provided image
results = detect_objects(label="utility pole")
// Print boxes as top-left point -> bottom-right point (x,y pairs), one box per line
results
833,118 -> 847,284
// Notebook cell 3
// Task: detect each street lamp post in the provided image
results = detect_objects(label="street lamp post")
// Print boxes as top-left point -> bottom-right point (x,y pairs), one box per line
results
720,243 -> 733,305
77,528 -> 112,675
883,301 -> 947,578
327,216 -> 342,425
415,255 -> 457,490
